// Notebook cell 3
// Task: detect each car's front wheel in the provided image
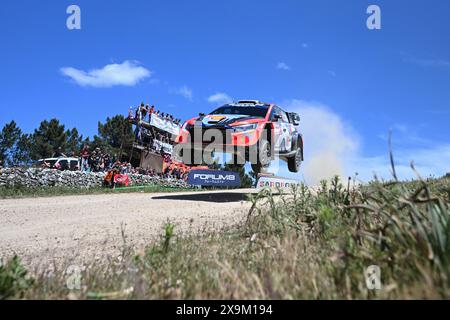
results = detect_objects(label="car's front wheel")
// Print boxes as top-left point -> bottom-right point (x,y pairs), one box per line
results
250,136 -> 271,174
251,163 -> 269,175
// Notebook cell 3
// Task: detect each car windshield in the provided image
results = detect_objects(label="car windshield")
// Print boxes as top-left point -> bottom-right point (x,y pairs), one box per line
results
210,106 -> 268,118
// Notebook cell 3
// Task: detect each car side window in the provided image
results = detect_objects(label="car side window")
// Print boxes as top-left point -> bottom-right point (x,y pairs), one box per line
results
271,107 -> 289,123
70,160 -> 78,170
59,160 -> 69,170
270,107 -> 281,121
269,108 -> 276,121
279,109 -> 289,123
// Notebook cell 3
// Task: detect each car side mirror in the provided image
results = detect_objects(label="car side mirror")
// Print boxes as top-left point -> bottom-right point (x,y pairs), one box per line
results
289,113 -> 300,126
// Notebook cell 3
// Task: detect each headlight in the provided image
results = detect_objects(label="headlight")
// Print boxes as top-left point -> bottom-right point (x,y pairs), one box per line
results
232,123 -> 258,132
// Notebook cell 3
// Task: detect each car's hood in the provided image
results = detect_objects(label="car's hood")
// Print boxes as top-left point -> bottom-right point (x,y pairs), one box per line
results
199,114 -> 258,127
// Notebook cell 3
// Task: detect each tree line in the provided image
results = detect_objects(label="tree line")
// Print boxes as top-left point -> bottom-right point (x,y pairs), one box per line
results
0,115 -> 255,187
0,115 -> 134,167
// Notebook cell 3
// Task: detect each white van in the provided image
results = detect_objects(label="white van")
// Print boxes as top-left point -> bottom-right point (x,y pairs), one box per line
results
36,157 -> 80,171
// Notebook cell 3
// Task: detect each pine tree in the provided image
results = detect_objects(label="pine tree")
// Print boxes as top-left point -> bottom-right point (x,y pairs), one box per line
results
66,128 -> 88,156
94,115 -> 134,157
30,119 -> 68,159
223,162 -> 254,188
0,121 -> 22,166
11,133 -> 33,166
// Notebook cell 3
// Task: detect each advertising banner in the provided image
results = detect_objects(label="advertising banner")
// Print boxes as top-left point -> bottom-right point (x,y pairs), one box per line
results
149,115 -> 181,136
152,140 -> 174,154
187,170 -> 241,187
114,174 -> 130,187
256,176 -> 302,191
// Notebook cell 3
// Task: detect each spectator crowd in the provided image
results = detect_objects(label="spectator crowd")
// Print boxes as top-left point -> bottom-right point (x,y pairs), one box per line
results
129,102 -> 183,126
128,102 -> 182,154
41,144 -> 190,180
36,102 -> 195,183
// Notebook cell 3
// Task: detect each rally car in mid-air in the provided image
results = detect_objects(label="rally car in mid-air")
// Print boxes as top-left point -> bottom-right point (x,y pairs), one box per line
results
174,100 -> 303,174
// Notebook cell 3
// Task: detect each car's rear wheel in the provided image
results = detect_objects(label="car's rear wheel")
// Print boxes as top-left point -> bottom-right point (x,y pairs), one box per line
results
287,148 -> 302,173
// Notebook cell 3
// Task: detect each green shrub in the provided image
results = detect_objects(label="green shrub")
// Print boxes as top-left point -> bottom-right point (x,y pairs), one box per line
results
0,256 -> 34,299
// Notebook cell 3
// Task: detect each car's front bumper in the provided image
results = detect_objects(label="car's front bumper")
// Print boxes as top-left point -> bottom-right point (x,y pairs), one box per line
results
176,127 -> 261,147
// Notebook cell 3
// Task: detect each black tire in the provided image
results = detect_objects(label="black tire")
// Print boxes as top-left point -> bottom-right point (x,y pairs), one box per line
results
258,136 -> 272,167
250,135 -> 271,174
251,163 -> 269,175
287,148 -> 302,173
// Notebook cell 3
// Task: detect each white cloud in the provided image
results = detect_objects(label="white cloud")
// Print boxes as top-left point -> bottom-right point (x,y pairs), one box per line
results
405,57 -> 450,69
275,100 -> 359,185
350,145 -> 450,182
355,122 -> 450,181
328,70 -> 337,77
276,62 -> 291,71
60,60 -> 151,87
269,99 -> 450,185
207,92 -> 233,105
171,85 -> 193,101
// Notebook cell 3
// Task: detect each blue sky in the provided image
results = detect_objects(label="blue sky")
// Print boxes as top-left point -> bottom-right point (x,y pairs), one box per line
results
0,0 -> 449,182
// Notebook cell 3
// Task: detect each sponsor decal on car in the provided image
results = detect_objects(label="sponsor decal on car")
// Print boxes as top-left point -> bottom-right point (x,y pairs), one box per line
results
209,115 -> 226,121
187,170 -> 242,187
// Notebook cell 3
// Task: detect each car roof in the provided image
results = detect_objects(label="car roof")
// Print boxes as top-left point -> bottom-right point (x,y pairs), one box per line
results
224,100 -> 290,111
220,102 -> 291,114
226,100 -> 270,108
38,157 -> 79,161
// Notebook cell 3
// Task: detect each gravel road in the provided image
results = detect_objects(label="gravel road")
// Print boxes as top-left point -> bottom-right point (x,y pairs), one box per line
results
0,190 -> 254,269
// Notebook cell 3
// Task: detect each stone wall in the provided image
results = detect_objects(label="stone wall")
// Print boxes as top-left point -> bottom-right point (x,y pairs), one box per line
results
0,168 -> 190,189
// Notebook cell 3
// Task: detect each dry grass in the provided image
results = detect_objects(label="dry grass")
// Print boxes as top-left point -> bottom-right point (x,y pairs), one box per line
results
1,173 -> 449,299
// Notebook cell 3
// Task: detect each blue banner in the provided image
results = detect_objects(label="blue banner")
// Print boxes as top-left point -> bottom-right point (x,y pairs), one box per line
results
187,170 -> 241,187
